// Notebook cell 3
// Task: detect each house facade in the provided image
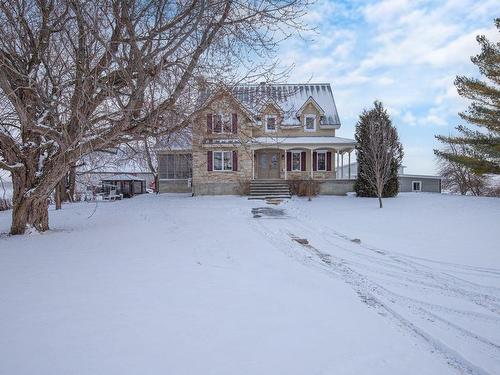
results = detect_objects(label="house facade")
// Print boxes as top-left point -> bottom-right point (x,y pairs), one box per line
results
158,83 -> 357,195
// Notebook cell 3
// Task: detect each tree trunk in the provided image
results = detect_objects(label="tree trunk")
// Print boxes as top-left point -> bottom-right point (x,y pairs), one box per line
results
10,169 -> 54,235
11,195 -> 49,234
67,165 -> 76,201
378,195 -> 383,208
55,182 -> 62,210
154,173 -> 159,194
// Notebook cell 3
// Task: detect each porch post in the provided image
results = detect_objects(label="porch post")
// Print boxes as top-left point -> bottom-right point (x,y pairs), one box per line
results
348,150 -> 351,179
341,152 -> 344,179
310,148 -> 313,178
333,149 -> 336,179
336,151 -> 340,179
252,149 -> 255,180
284,148 -> 287,180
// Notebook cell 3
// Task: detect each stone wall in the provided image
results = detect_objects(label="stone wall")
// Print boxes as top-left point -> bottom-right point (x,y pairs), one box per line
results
158,179 -> 192,193
192,182 -> 242,195
192,91 -> 254,191
319,179 -> 355,195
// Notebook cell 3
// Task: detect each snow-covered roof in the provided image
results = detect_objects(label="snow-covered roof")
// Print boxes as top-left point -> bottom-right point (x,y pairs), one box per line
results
200,83 -> 342,127
398,174 -> 442,179
101,174 -> 146,182
253,136 -> 355,145
232,83 -> 341,127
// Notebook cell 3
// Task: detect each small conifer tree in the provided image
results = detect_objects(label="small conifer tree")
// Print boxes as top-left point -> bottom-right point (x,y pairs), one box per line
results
354,101 -> 403,207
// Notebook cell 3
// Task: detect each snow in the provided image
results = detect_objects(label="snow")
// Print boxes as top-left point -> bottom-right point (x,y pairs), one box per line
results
0,193 -> 499,374
100,173 -> 146,181
253,135 -> 356,145
232,84 -> 341,126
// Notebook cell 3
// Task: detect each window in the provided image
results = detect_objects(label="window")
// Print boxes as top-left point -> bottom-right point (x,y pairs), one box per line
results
317,151 -> 326,171
412,181 -> 422,192
304,115 -> 316,131
292,151 -> 301,171
265,115 -> 277,132
159,154 -> 192,179
213,114 -> 231,133
213,151 -> 232,171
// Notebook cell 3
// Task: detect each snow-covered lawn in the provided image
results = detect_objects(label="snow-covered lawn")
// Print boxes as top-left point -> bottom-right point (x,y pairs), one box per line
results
0,193 -> 499,375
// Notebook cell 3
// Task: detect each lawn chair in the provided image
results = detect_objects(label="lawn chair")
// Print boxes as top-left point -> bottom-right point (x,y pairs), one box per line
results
103,188 -> 123,201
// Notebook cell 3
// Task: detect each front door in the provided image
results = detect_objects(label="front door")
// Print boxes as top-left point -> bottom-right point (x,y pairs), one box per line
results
258,152 -> 280,179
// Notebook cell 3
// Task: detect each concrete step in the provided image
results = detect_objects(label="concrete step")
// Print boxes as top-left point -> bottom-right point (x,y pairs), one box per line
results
250,186 -> 289,189
249,188 -> 291,192
250,178 -> 286,184
250,189 -> 289,192
250,191 -> 290,195
250,181 -> 288,185
250,182 -> 289,185
248,179 -> 291,199
248,195 -> 291,200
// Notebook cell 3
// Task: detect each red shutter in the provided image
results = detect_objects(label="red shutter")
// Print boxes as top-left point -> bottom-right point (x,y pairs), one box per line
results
301,151 -> 306,171
207,151 -> 212,171
232,151 -> 238,171
232,113 -> 238,134
286,152 -> 291,171
327,151 -> 332,171
313,152 -> 317,171
207,113 -> 212,133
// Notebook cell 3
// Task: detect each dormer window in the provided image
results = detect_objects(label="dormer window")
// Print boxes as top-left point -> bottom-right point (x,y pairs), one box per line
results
265,115 -> 277,132
304,115 -> 316,131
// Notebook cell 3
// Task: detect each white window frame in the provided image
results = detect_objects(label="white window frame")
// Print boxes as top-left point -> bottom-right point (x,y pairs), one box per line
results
291,151 -> 302,171
265,115 -> 277,133
316,151 -> 327,171
412,181 -> 422,192
213,151 -> 233,172
213,113 -> 231,134
304,114 -> 316,132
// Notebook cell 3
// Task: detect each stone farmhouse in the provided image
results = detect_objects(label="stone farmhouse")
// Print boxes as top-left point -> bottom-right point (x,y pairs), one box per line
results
158,83 -> 358,197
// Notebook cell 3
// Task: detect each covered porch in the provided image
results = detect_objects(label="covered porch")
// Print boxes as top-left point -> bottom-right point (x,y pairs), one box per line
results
250,137 -> 356,181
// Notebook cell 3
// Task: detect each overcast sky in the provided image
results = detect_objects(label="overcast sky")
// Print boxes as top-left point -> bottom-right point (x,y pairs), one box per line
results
280,0 -> 498,174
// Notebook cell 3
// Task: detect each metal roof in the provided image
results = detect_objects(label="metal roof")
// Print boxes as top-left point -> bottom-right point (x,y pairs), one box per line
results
101,174 -> 146,182
398,174 -> 442,179
232,83 -> 341,127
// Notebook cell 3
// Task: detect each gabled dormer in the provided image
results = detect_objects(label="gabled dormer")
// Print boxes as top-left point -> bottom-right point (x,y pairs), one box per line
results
196,85 -> 254,141
258,99 -> 283,133
296,96 -> 325,132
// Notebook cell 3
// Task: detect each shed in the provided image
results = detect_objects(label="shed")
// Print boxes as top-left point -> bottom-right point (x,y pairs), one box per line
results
101,174 -> 146,198
398,175 -> 442,193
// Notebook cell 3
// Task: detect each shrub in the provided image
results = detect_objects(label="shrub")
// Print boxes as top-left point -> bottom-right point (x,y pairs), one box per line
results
287,179 -> 320,197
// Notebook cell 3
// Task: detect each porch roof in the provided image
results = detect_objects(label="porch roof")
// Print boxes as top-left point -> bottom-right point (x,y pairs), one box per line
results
101,174 -> 146,182
252,136 -> 356,147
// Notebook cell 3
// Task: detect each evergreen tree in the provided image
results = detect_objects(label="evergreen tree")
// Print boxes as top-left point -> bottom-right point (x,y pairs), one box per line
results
435,18 -> 500,175
354,101 -> 403,202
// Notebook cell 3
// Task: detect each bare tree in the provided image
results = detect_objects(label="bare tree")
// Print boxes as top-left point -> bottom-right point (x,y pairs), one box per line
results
356,101 -> 403,208
0,0 -> 309,234
437,142 -> 486,195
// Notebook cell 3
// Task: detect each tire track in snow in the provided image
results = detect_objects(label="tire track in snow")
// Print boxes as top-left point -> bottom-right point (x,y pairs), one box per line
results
288,204 -> 500,313
249,208 -> 499,375
317,227 -> 500,314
